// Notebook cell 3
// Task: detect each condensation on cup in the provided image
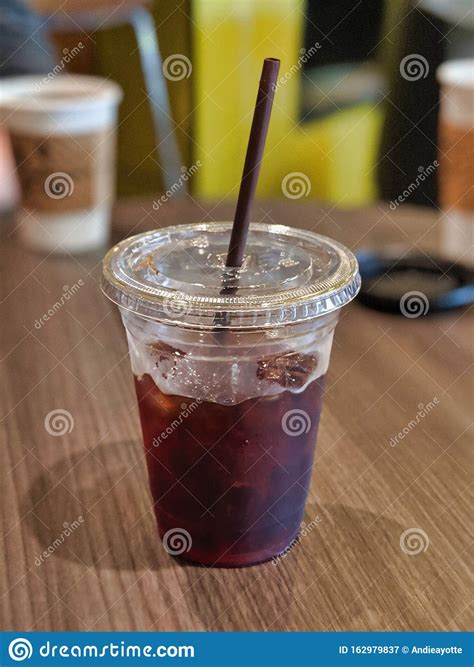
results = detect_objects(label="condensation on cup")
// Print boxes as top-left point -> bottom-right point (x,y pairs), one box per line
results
437,59 -> 474,266
0,75 -> 122,254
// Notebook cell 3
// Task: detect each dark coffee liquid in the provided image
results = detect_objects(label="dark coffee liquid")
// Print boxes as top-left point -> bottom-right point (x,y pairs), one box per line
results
134,373 -> 325,567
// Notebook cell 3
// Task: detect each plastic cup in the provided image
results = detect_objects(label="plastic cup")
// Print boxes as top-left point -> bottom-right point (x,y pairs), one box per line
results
102,223 -> 360,566
0,75 -> 122,254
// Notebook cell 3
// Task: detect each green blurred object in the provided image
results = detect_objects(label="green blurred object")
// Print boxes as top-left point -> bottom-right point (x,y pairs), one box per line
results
94,1 -> 192,197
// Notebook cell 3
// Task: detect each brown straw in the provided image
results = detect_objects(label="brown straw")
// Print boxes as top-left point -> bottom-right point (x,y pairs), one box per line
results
225,57 -> 280,269
214,57 -> 280,331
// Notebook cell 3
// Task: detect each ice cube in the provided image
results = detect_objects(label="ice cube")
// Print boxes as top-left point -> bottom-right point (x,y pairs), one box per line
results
148,340 -> 186,362
256,351 -> 318,389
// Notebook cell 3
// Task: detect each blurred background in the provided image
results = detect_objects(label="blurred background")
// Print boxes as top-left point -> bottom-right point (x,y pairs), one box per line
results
0,0 -> 473,212
2,1 -> 473,638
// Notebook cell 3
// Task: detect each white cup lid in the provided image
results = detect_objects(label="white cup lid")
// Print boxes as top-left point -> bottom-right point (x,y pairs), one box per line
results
0,74 -> 123,111
437,59 -> 474,89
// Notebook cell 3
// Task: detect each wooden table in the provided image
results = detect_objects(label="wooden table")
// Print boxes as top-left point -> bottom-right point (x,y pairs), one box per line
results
1,198 -> 472,632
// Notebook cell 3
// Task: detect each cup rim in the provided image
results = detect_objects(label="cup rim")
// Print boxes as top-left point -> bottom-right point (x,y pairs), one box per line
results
0,74 -> 123,111
436,59 -> 474,89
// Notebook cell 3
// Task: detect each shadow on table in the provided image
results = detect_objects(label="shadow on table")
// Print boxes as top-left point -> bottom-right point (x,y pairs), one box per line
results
23,446 -> 463,631
176,502 -> 458,631
23,440 -> 166,571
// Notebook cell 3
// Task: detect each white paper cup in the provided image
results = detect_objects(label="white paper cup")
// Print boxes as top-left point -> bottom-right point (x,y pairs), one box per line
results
0,75 -> 122,254
436,59 -> 474,266
437,59 -> 474,128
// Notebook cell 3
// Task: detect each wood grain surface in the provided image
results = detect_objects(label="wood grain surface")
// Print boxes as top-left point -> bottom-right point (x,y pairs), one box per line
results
1,198 -> 472,632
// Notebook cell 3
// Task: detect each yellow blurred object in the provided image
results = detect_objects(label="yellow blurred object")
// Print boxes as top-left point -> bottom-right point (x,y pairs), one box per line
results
193,0 -> 382,206
193,0 -> 303,201
280,104 -> 384,208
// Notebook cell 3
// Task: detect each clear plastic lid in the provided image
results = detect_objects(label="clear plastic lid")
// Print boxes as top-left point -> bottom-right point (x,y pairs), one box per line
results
101,222 -> 360,329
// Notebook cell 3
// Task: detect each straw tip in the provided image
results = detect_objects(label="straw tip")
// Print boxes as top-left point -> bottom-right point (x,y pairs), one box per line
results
262,57 -> 280,79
